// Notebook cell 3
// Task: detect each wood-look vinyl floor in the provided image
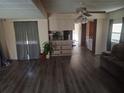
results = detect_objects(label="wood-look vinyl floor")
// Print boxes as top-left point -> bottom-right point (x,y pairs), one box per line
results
0,47 -> 124,93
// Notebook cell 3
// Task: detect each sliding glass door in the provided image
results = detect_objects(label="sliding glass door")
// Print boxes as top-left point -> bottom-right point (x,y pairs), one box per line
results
14,21 -> 40,60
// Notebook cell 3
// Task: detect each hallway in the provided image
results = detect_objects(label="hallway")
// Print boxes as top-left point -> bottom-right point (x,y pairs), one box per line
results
0,47 -> 124,93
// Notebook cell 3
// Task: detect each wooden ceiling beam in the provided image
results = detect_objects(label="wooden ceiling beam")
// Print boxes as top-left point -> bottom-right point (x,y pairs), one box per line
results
32,0 -> 48,18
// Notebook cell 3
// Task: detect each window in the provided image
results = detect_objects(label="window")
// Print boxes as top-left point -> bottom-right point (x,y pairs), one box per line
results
111,23 -> 122,43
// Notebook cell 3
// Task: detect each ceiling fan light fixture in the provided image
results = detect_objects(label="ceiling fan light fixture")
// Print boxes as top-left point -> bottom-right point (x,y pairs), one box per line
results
81,15 -> 88,24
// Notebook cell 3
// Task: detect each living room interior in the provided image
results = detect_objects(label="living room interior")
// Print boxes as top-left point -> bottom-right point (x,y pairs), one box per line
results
0,0 -> 124,93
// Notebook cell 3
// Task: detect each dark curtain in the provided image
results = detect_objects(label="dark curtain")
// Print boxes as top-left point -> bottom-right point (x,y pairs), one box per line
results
26,22 -> 40,59
107,19 -> 113,51
14,21 -> 40,60
120,17 -> 124,43
14,22 -> 27,60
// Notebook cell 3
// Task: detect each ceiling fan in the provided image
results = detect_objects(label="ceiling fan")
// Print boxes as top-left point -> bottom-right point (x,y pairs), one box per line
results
76,1 -> 105,18
76,7 -> 92,17
75,7 -> 92,23
75,6 -> 105,23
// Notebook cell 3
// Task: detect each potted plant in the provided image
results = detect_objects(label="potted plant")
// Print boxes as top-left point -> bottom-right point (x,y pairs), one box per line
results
40,42 -> 53,61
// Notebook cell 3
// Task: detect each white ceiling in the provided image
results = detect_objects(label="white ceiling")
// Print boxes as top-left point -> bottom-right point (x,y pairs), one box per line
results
42,0 -> 124,13
0,0 -> 43,19
0,0 -> 124,18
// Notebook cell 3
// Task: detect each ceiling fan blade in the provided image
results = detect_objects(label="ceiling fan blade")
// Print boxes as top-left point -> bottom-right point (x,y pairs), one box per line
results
76,7 -> 87,13
76,15 -> 82,20
84,13 -> 92,17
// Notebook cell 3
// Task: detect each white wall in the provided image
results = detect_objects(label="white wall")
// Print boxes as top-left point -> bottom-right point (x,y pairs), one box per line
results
95,19 -> 108,54
38,19 -> 49,52
88,13 -> 107,20
49,13 -> 75,31
108,8 -> 124,20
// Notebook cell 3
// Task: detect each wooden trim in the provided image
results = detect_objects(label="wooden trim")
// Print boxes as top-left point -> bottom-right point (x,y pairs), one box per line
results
92,19 -> 97,54
88,11 -> 106,13
32,0 -> 48,18
81,23 -> 87,47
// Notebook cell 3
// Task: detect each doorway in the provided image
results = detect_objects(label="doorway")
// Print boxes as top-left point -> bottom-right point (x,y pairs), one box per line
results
73,23 -> 82,47
86,20 -> 97,54
14,21 -> 40,60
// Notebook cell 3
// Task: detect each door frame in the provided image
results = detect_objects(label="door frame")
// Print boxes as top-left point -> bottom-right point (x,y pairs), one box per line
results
92,19 -> 97,54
